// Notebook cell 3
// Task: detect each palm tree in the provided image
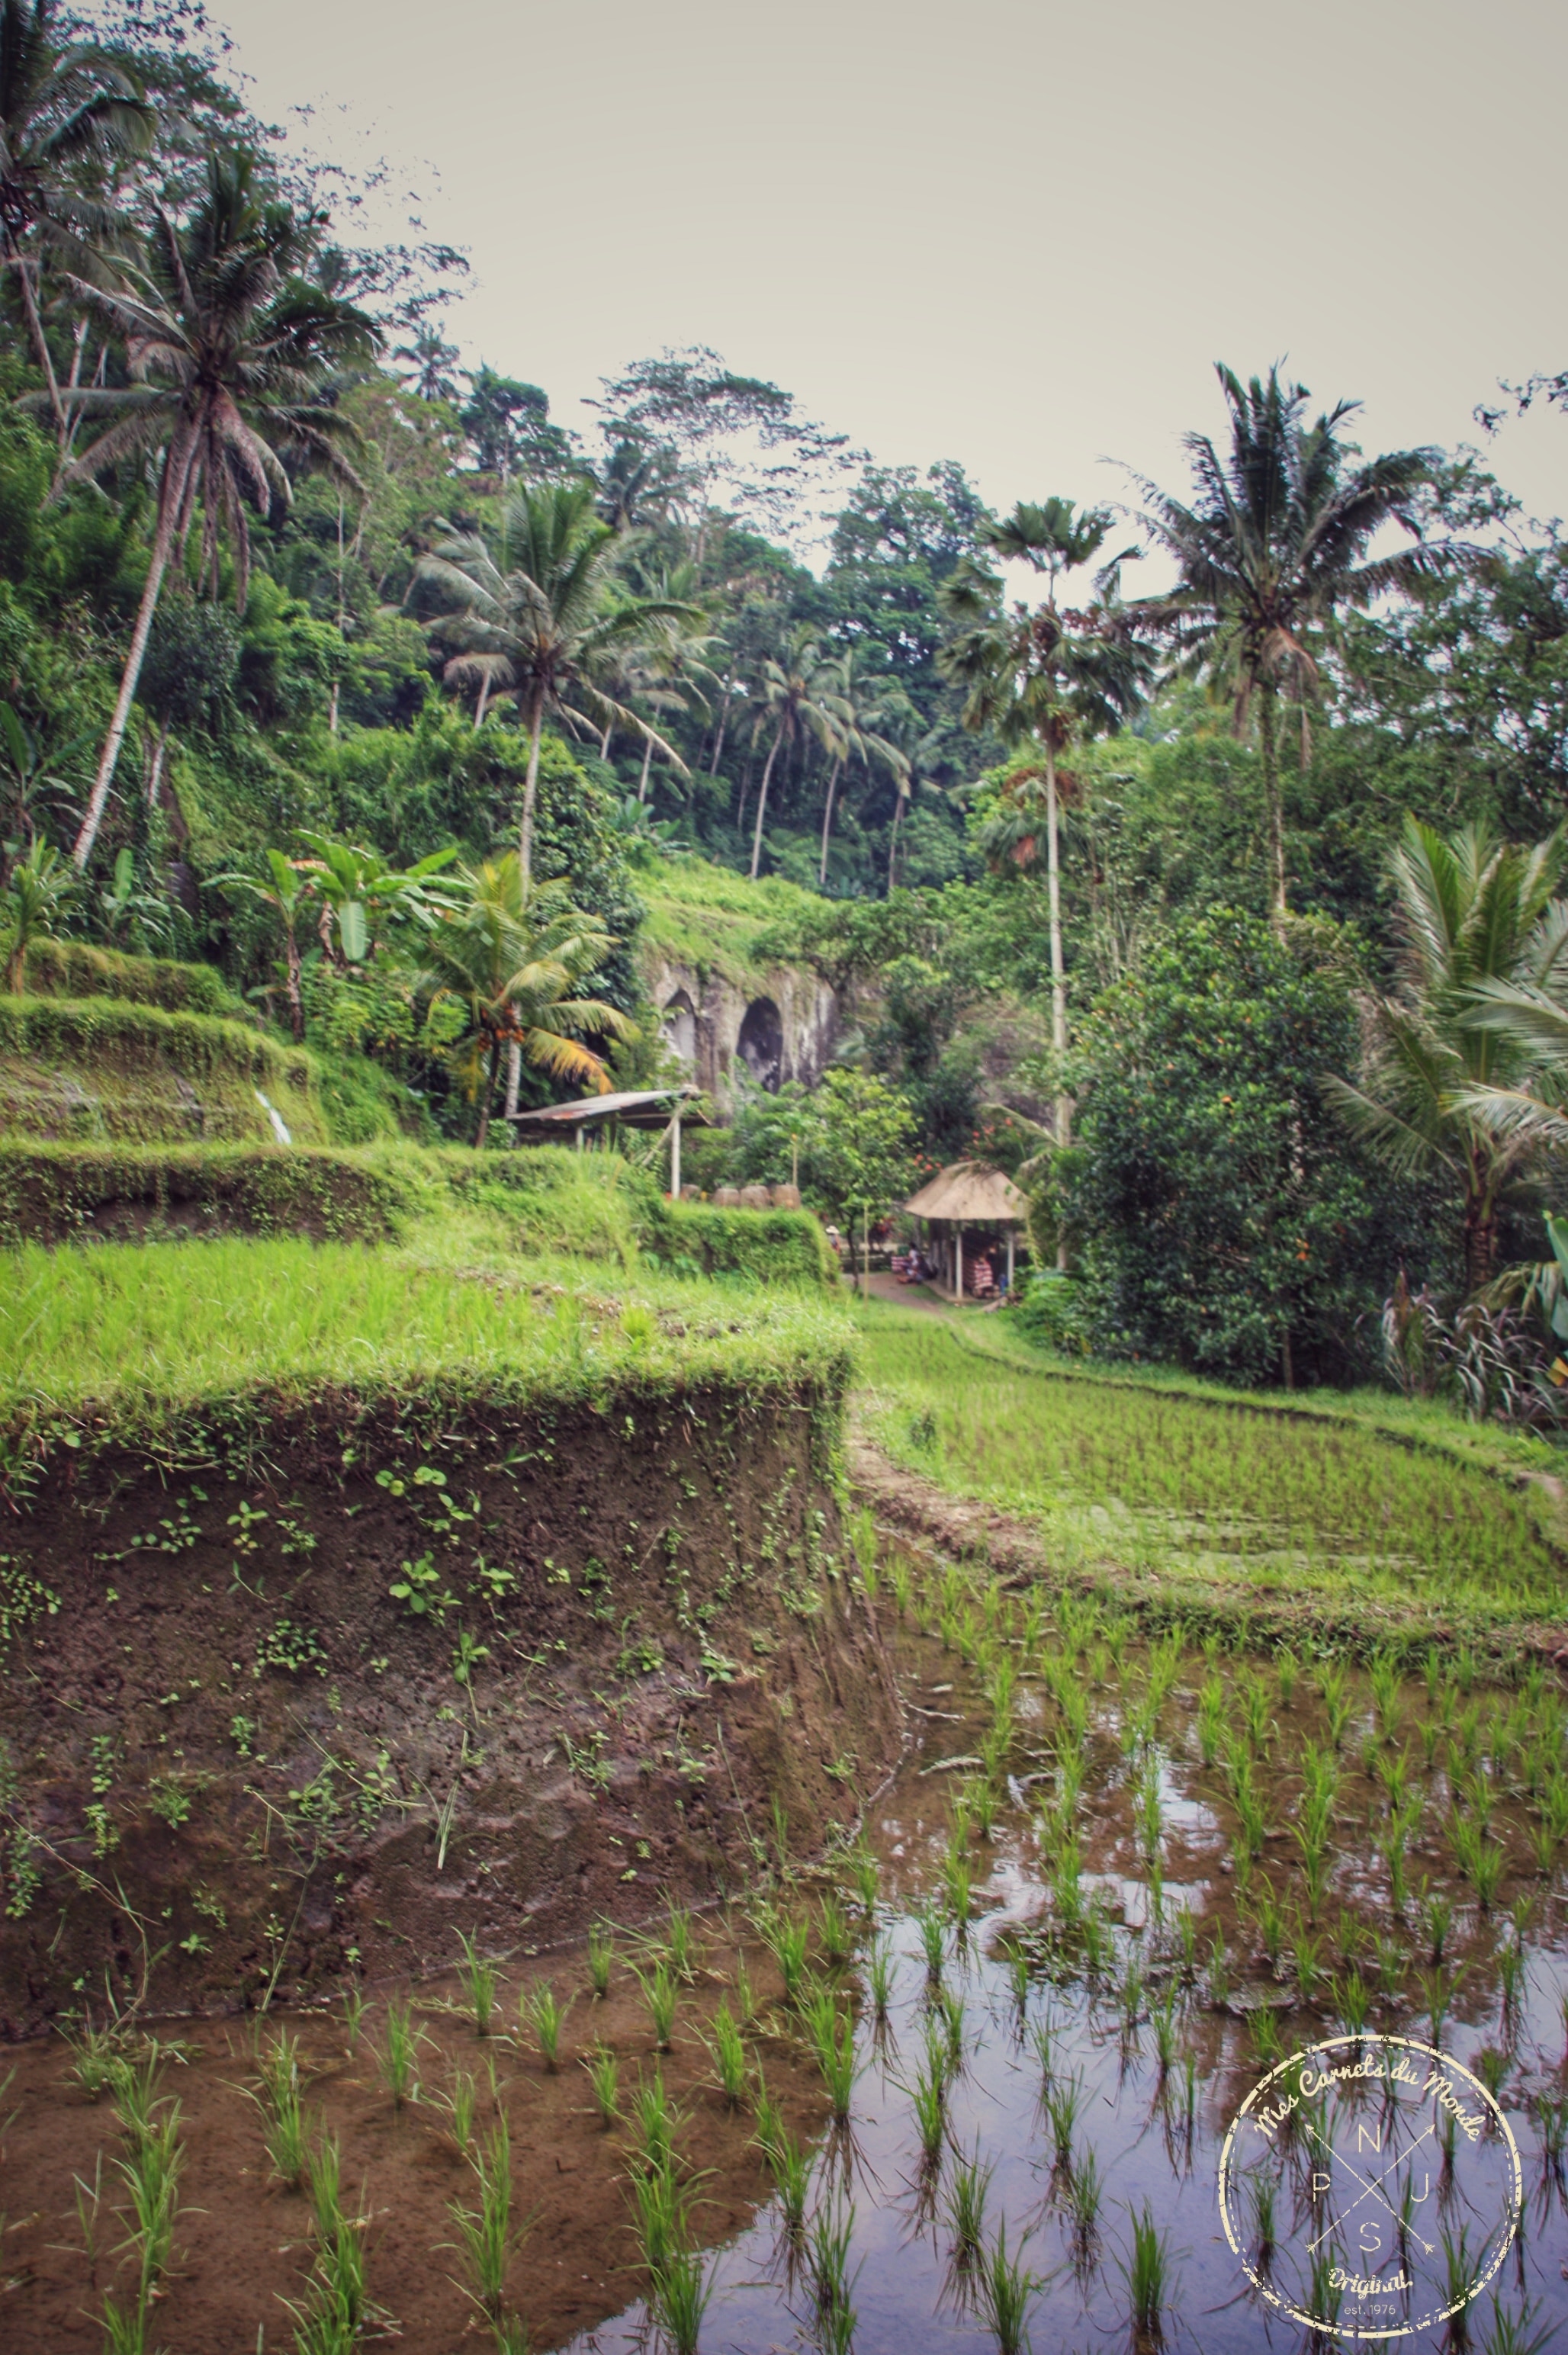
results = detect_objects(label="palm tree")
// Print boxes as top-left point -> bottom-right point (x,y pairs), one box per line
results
392,322 -> 460,403
56,151 -> 378,869
1324,818 -> 1565,1295
417,481 -> 695,879
939,500 -> 1151,1143
0,0 -> 152,439
814,652 -> 913,888
414,855 -> 633,1150
744,628 -> 850,880
1133,365 -> 1450,926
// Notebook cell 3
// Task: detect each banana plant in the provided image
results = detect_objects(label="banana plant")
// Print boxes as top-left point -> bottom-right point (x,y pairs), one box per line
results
291,830 -> 458,967
2,837 -> 76,991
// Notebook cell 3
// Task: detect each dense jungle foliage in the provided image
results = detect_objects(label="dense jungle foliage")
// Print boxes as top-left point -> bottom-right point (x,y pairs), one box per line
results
4,2 -> 1568,1399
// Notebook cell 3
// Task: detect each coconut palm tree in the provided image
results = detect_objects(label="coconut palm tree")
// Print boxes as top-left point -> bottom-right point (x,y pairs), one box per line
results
1133,365 -> 1450,926
0,0 -> 153,438
815,652 -> 913,887
414,855 -> 633,1150
56,150 -> 378,869
744,628 -> 850,880
392,322 -> 460,403
940,500 -> 1151,1142
1324,818 -> 1566,1295
417,481 -> 696,879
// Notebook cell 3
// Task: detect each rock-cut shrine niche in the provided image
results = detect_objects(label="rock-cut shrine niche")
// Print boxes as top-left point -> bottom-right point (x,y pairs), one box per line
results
736,995 -> 784,1091
660,988 -> 697,1065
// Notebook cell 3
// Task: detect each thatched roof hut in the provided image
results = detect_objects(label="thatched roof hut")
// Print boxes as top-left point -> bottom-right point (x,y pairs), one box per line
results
901,1160 -> 1027,1301
902,1161 -> 1027,1225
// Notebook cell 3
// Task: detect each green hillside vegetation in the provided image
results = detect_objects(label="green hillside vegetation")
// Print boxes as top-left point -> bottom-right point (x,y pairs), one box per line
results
636,854 -> 825,985
0,14 -> 1565,1483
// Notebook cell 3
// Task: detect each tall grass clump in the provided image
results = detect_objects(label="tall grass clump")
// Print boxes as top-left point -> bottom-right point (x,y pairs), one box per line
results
377,1997 -> 424,2110
522,1980 -> 572,2070
457,1932 -> 500,2036
448,2116 -> 523,2327
977,2219 -> 1036,2355
252,2026 -> 310,2190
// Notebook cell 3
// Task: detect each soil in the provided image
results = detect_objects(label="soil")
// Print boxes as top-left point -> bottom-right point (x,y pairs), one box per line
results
1,1381 -> 902,2032
0,1918 -> 835,2353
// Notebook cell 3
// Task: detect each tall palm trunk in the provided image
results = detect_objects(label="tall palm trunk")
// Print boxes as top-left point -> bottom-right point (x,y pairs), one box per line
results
474,671 -> 491,728
887,781 -> 907,889
749,721 -> 785,880
1044,741 -> 1067,1133
520,689 -> 545,882
281,917 -> 304,1042
1043,738 -> 1072,1271
1464,1165 -> 1498,1299
1259,676 -> 1287,930
637,731 -> 654,803
5,240 -> 64,439
708,677 -> 733,773
75,427 -> 196,869
818,757 -> 843,887
476,1035 -> 503,1152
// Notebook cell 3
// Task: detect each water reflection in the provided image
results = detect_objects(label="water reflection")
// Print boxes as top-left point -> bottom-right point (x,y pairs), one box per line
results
565,1639 -> 1568,2355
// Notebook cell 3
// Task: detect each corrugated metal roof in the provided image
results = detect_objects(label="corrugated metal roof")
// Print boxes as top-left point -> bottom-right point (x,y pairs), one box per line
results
903,1161 -> 1027,1222
506,1086 -> 708,1130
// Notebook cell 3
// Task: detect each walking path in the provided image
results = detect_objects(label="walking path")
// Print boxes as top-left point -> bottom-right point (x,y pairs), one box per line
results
852,1271 -> 962,1314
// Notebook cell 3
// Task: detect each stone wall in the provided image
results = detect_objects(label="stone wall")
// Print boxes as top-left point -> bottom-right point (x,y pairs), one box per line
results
641,949 -> 843,1113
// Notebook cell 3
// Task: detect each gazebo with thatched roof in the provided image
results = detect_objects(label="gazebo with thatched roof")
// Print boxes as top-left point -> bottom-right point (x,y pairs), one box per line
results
902,1160 -> 1028,1302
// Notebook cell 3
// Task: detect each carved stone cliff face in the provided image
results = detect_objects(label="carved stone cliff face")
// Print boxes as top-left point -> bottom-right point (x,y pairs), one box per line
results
641,952 -> 843,1113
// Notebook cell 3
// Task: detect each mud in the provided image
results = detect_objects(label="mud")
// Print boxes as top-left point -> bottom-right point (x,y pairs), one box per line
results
0,1920 -> 831,2352
1,1381 -> 901,2031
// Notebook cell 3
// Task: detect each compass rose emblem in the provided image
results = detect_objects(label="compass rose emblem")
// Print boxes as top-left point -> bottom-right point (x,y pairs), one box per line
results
1217,2033 -> 1522,2341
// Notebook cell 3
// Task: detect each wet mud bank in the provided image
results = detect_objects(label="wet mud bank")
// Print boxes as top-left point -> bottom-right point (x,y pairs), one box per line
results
0,1379 -> 901,2032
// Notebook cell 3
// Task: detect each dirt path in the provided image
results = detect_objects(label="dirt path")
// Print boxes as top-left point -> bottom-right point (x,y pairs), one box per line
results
853,1271 -> 949,1310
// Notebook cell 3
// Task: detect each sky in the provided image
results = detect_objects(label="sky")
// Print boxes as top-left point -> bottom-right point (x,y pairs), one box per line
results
189,0 -> 1566,545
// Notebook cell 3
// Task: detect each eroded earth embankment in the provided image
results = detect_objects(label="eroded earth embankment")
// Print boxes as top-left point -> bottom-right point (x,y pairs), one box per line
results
1,1377 -> 900,2033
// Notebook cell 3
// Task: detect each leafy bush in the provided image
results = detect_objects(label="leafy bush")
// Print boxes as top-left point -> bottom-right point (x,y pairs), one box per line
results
644,1197 -> 839,1289
20,937 -> 248,1019
1004,1270 -> 1090,1354
0,1141 -> 420,1246
1060,908 -> 1436,1385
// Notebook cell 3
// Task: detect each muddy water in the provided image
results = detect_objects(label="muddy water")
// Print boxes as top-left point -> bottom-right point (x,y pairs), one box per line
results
5,1631 -> 1568,2352
569,1637 -> 1568,2354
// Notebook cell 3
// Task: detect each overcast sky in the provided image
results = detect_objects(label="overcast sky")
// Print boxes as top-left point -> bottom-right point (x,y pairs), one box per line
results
196,0 -> 1566,541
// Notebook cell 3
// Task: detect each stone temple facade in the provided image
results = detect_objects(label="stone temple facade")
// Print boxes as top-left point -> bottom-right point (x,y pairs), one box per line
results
640,949 -> 842,1116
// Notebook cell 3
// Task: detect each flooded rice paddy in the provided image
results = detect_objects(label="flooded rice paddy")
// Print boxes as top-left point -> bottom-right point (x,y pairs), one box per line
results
7,1576 -> 1568,2353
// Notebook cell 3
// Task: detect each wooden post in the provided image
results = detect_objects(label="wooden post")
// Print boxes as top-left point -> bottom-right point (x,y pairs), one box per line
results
955,1226 -> 964,1304
575,1124 -> 583,1154
1007,1228 -> 1015,1291
670,1111 -> 682,1199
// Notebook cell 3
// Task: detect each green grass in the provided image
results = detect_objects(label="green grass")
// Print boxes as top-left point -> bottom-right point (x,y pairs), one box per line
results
1,1229 -> 853,1435
636,853 -> 824,982
22,937 -> 249,1018
0,1138 -> 419,1247
857,1304 -> 1568,1646
0,991 -> 329,1145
